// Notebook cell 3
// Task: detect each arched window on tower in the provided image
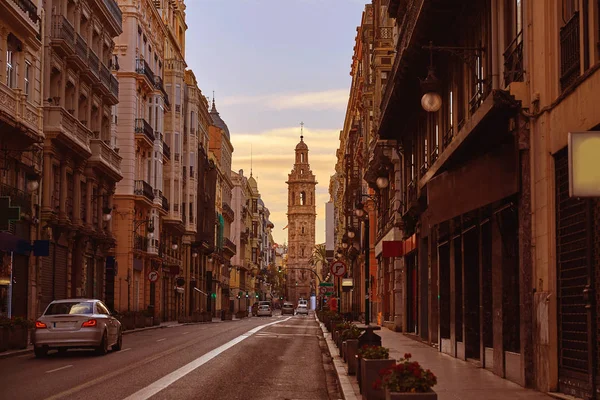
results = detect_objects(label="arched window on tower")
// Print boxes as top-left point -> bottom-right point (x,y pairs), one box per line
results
300,153 -> 305,162
300,192 -> 306,205
300,169 -> 304,175
301,226 -> 305,234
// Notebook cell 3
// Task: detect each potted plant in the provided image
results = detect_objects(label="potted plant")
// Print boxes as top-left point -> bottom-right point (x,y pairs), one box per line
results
135,311 -> 146,328
359,345 -> 395,400
375,353 -> 438,399
342,326 -> 362,375
8,317 -> 33,349
121,311 -> 136,331
143,309 -> 154,327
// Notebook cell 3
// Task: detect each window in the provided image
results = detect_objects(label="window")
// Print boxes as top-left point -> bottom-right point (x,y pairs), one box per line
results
300,153 -> 304,162
300,192 -> 306,205
190,152 -> 195,177
6,49 -> 15,88
174,132 -> 180,154
175,84 -> 181,105
24,61 -> 31,97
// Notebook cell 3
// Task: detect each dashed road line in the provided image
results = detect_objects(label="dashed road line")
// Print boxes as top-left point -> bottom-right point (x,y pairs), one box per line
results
46,365 -> 73,374
156,338 -> 166,342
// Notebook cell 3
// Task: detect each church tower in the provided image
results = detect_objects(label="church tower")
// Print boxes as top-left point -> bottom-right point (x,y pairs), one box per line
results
286,123 -> 317,304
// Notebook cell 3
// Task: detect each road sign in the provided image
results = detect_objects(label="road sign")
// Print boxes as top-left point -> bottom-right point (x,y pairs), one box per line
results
319,287 -> 327,295
148,271 -> 159,282
330,260 -> 347,277
319,282 -> 334,287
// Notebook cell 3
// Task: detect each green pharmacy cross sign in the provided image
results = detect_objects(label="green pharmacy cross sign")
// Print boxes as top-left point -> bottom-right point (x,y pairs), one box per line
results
0,197 -> 20,231
319,282 -> 334,296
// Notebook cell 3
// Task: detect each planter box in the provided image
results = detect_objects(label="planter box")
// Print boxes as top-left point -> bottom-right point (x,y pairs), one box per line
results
346,339 -> 359,375
8,326 -> 28,349
122,315 -> 136,330
342,341 -> 347,361
385,390 -> 437,400
135,313 -> 145,328
360,358 -> 395,400
0,327 -> 9,352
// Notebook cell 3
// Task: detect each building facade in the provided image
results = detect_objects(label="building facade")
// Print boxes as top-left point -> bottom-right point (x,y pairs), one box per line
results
286,132 -> 317,304
336,0 -> 600,398
0,0 -> 44,319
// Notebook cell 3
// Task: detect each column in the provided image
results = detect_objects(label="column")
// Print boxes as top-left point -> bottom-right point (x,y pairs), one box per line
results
59,161 -> 68,219
73,167 -> 82,225
96,184 -> 103,231
42,150 -> 53,213
85,172 -> 94,228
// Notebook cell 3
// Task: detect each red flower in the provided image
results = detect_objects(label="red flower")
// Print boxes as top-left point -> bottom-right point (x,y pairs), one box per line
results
404,353 -> 412,359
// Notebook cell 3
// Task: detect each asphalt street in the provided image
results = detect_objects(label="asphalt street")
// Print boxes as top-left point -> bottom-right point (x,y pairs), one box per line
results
0,312 -> 339,400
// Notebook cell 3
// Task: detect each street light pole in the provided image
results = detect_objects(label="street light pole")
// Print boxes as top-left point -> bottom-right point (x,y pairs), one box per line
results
364,217 -> 370,325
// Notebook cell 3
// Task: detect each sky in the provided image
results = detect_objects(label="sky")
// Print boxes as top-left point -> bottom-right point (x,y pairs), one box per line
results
185,0 -> 366,245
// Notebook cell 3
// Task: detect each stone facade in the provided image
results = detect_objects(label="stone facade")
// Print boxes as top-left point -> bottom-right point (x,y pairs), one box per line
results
286,133 -> 317,304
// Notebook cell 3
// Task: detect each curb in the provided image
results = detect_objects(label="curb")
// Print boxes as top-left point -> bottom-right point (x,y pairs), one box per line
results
0,348 -> 31,360
315,315 -> 360,400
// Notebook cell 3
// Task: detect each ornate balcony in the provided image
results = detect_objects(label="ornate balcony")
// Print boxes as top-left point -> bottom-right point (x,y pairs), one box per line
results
376,26 -> 394,46
223,238 -> 237,257
135,118 -> 154,144
222,202 -> 235,222
162,195 -> 169,212
44,106 -> 91,157
560,12 -> 580,90
134,180 -> 154,203
133,233 -> 149,252
154,75 -> 170,105
503,31 -> 524,87
136,58 -> 155,89
102,0 -> 122,30
109,74 -> 119,99
50,15 -> 74,56
74,33 -> 88,65
88,139 -> 122,182
87,49 -> 100,80
0,81 -> 42,140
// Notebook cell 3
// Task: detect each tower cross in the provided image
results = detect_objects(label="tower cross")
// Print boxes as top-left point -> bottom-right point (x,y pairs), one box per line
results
300,122 -> 304,141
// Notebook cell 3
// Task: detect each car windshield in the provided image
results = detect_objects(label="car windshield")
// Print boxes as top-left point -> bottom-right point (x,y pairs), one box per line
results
45,301 -> 94,315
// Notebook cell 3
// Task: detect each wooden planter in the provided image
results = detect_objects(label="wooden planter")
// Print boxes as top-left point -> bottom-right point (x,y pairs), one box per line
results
342,341 -> 347,360
360,358 -> 395,400
346,339 -> 359,375
8,326 -> 29,350
385,390 -> 437,400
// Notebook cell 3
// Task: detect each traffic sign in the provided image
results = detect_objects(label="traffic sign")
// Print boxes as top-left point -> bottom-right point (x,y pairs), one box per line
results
319,282 -> 334,287
148,271 -> 159,282
330,260 -> 347,277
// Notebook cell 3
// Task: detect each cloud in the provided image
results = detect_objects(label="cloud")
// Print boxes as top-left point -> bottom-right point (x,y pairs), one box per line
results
230,125 -> 338,245
221,89 -> 349,111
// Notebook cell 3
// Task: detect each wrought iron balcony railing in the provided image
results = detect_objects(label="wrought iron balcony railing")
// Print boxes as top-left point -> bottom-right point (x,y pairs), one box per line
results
503,31 -> 524,86
134,180 -> 154,201
162,141 -> 171,159
560,12 -> 580,90
51,15 -> 74,47
103,0 -> 122,30
13,0 -> 39,23
162,195 -> 169,212
75,33 -> 87,62
134,232 -> 149,252
136,58 -> 155,85
109,74 -> 119,98
88,49 -> 100,78
135,118 -> 155,142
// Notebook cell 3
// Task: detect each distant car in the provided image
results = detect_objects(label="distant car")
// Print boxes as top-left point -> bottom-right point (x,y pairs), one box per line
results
296,304 -> 309,315
251,302 -> 259,316
281,302 -> 295,315
32,299 -> 122,358
257,305 -> 273,317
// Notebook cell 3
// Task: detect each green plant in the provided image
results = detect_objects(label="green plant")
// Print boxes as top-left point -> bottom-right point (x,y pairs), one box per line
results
374,353 -> 437,393
335,321 -> 352,332
341,325 -> 362,340
358,345 -> 389,359
12,317 -> 34,329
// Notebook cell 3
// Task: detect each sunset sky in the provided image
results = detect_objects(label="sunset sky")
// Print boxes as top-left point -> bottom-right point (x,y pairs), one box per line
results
185,0 -> 366,244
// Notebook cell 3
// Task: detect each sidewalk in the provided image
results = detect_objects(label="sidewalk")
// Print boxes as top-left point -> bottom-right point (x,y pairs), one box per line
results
319,317 -> 553,400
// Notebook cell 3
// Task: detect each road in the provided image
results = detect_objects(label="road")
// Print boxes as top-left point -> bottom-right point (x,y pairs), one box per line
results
0,312 -> 340,400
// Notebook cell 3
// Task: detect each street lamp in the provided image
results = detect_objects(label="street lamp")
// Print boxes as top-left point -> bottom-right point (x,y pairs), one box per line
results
171,241 -> 178,251
347,229 -> 356,239
192,250 -> 198,258
26,176 -> 40,192
354,195 -> 378,326
376,176 -> 390,189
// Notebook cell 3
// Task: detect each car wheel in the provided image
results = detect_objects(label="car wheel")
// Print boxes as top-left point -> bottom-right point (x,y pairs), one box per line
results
95,331 -> 109,356
112,329 -> 122,351
34,346 -> 48,359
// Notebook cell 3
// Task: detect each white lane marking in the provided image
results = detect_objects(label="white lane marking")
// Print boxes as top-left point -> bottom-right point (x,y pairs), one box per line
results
124,317 -> 292,400
121,348 -> 132,352
182,332 -> 190,335
46,365 -> 73,374
18,353 -> 31,358
156,338 -> 166,342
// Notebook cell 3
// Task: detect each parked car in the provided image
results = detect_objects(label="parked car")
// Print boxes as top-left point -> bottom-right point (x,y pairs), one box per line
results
257,305 -> 273,317
281,302 -> 295,315
296,304 -> 309,315
32,299 -> 122,358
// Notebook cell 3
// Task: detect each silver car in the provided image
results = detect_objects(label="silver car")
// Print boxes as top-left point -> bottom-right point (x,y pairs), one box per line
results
32,299 -> 122,358
296,304 -> 309,315
257,305 -> 273,317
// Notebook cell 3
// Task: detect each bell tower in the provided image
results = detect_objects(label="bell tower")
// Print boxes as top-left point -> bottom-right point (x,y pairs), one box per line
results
286,123 -> 317,304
